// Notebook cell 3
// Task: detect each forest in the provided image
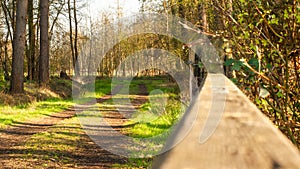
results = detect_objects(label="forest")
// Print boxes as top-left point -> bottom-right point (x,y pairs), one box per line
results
0,0 -> 299,168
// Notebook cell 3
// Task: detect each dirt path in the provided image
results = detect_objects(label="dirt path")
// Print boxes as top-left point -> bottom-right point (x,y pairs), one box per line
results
0,83 -> 149,168
101,83 -> 149,129
0,109 -> 76,168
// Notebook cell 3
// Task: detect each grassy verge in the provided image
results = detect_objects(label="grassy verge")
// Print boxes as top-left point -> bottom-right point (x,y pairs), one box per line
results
0,98 -> 74,129
126,76 -> 183,136
94,78 -> 113,97
126,98 -> 183,138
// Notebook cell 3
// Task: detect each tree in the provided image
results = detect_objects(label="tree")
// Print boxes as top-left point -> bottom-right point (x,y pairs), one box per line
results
10,0 -> 28,94
68,0 -> 80,76
73,0 -> 79,76
39,0 -> 50,85
27,0 -> 36,80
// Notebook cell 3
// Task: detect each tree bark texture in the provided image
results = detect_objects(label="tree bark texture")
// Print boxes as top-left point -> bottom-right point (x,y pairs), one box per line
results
11,0 -> 28,94
39,0 -> 50,85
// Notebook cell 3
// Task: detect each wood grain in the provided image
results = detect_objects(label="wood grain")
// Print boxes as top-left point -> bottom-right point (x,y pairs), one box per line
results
152,74 -> 300,169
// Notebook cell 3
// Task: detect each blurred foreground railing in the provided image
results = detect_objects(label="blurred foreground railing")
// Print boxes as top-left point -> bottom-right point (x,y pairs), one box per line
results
152,74 -> 300,169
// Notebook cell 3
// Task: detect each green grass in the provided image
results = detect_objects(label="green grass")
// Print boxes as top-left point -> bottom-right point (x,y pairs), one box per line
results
94,78 -> 113,97
127,99 -> 183,138
73,78 -> 113,104
0,98 -> 73,128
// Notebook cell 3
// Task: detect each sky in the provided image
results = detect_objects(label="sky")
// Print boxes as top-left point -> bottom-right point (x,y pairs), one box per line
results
89,0 -> 141,18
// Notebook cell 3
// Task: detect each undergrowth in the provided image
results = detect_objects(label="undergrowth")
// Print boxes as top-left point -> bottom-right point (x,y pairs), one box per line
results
0,78 -> 74,128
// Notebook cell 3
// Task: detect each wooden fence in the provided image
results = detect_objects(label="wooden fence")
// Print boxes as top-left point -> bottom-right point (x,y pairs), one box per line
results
152,74 -> 300,169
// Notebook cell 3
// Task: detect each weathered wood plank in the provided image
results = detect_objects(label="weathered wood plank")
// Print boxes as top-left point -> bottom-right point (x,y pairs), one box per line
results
152,74 -> 300,169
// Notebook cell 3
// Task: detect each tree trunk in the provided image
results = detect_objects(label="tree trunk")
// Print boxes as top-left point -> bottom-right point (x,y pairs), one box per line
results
4,34 -> 10,81
39,0 -> 50,86
35,13 -> 40,80
49,1 -> 65,41
11,0 -> 28,94
27,0 -> 35,81
73,0 -> 80,76
12,0 -> 16,31
67,0 -> 75,76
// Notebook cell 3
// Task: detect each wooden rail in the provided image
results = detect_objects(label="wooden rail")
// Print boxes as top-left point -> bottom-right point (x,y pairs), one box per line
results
152,74 -> 300,169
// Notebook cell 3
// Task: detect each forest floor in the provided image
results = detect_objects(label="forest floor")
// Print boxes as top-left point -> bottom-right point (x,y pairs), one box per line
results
0,83 -> 149,168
